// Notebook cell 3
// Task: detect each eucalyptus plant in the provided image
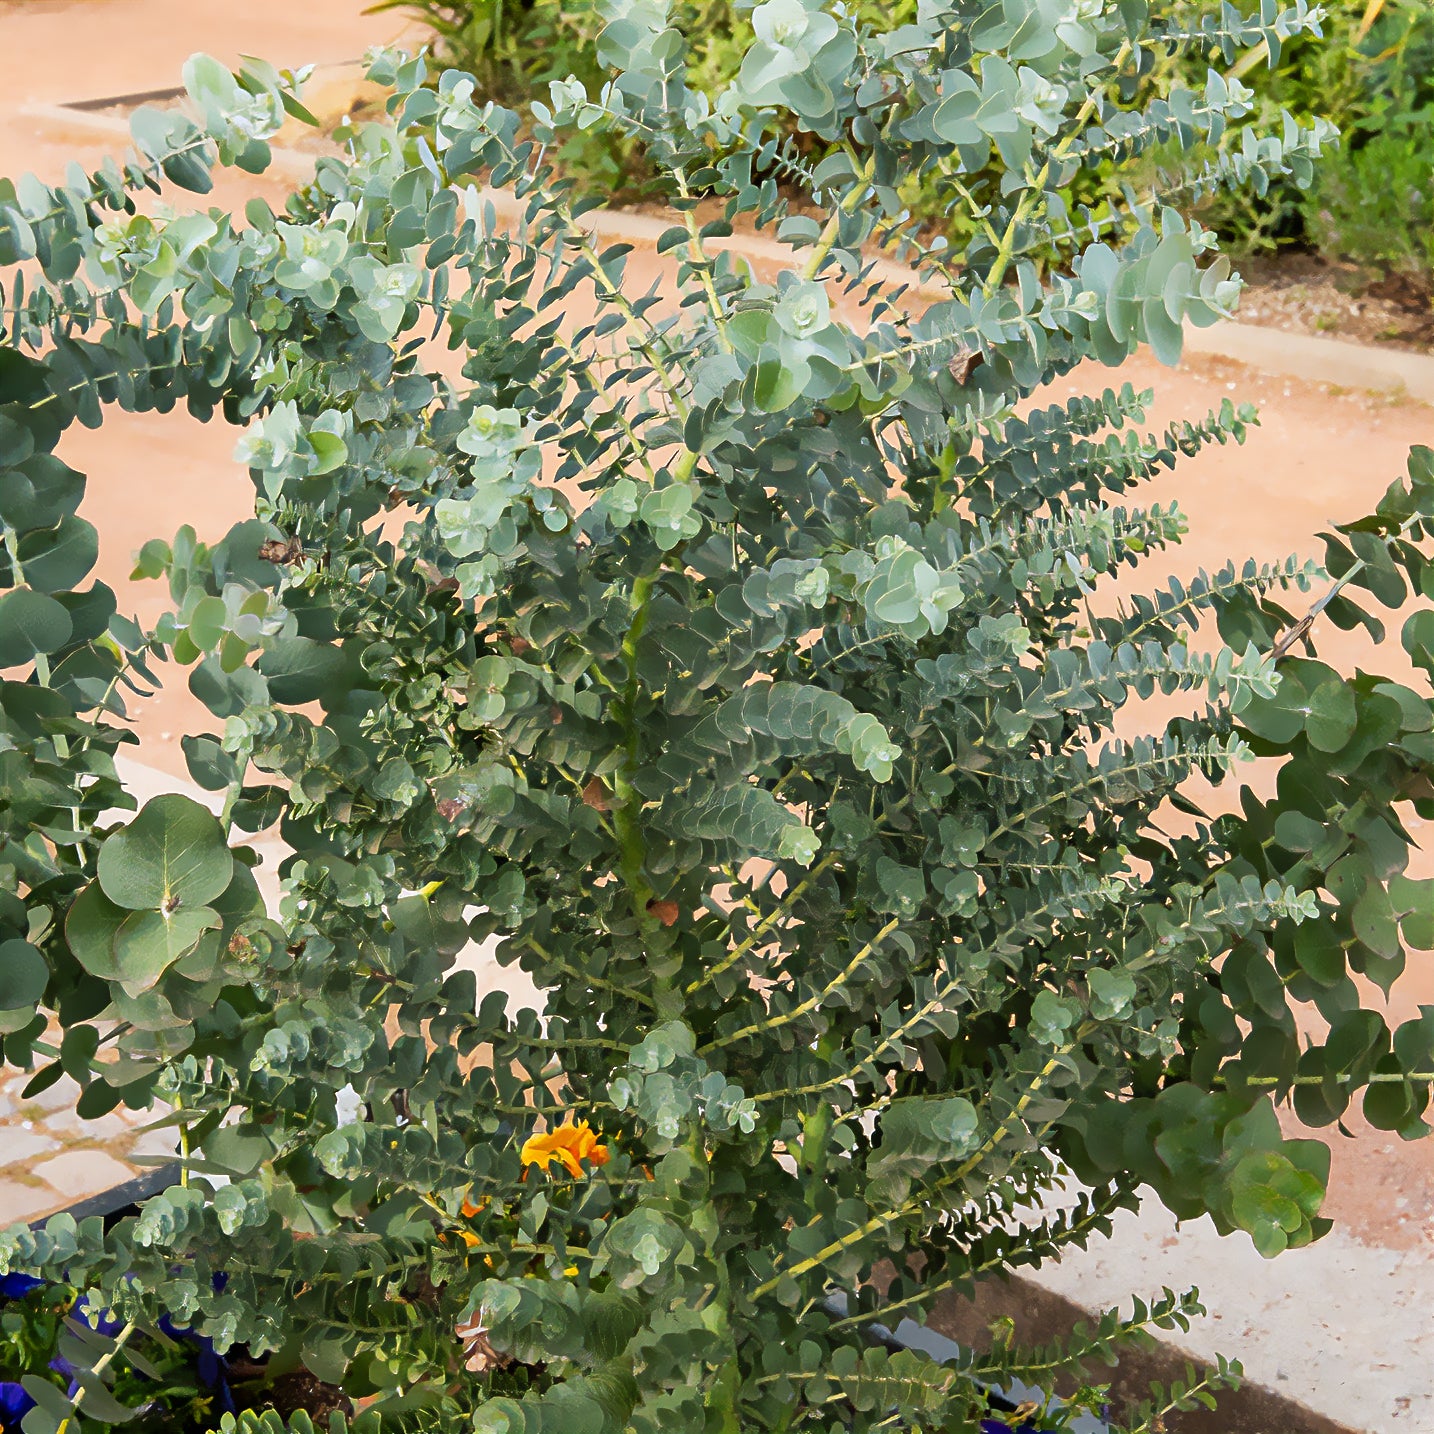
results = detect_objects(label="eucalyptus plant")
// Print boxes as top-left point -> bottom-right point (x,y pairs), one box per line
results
1,2 -> 1433,1432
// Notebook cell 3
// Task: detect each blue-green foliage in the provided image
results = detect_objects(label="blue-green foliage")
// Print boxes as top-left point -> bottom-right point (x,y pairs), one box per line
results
0,5 -> 1432,1432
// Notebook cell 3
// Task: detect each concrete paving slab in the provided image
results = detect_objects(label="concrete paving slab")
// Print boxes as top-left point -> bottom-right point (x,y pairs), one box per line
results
31,1148 -> 138,1200
1029,1195 -> 1434,1430
0,1180 -> 62,1224
0,1128 -> 61,1165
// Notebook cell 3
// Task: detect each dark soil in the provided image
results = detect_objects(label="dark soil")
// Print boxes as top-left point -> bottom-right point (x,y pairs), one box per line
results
1233,250 -> 1434,355
225,1357 -> 353,1425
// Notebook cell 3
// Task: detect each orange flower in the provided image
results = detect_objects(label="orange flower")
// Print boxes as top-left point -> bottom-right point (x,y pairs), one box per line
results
418,1188 -> 491,1250
520,1120 -> 609,1179
453,1195 -> 488,1247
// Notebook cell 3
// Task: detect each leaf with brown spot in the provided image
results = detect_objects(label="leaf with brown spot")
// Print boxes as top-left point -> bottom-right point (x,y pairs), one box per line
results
582,778 -> 611,812
647,899 -> 680,927
259,537 -> 303,566
947,349 -> 983,385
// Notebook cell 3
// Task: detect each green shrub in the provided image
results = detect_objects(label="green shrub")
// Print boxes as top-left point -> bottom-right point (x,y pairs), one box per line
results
1161,0 -> 1434,266
365,0 -> 608,95
1297,2 -> 1434,279
1,5 -> 1432,1434
1303,109 -> 1434,280
363,0 -> 646,193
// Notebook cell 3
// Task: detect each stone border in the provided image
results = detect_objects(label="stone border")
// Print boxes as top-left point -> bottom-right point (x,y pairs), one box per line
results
927,1271 -> 1360,1434
1183,319 -> 1434,406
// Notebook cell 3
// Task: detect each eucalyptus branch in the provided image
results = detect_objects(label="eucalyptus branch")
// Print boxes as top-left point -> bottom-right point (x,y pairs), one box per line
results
1269,514 -> 1423,660
519,934 -> 657,1010
800,154 -> 877,280
983,39 -> 1135,297
700,916 -> 901,1053
691,852 -> 839,994
61,1318 -> 137,1431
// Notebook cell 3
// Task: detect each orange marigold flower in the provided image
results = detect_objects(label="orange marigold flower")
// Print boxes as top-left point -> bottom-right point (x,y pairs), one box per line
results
520,1120 -> 609,1179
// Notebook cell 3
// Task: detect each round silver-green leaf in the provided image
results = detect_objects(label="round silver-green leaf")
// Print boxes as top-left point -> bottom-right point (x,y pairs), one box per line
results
0,938 -> 48,1010
0,586 -> 73,667
96,793 -> 234,910
113,907 -> 222,993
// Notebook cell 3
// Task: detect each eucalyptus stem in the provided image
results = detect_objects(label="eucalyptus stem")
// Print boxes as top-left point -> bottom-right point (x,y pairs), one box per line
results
700,916 -> 901,1053
801,154 -> 877,279
693,852 -> 838,994
613,569 -> 658,918
58,1318 -> 137,1433
983,38 -> 1135,297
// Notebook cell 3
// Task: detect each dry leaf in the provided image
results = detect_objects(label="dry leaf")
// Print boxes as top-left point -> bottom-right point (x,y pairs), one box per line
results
258,537 -> 303,566
947,348 -> 983,385
647,898 -> 680,927
457,1321 -> 511,1374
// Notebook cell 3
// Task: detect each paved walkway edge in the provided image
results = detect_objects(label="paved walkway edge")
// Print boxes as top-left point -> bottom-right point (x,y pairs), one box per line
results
1183,319 -> 1434,405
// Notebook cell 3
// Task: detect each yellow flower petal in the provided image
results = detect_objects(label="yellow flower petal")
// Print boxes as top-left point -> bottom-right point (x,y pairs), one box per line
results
519,1119 -> 609,1179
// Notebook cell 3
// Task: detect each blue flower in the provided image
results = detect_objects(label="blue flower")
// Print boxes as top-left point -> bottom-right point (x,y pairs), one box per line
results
156,1314 -> 234,1412
68,1293 -> 123,1338
0,1274 -> 45,1300
0,1381 -> 36,1427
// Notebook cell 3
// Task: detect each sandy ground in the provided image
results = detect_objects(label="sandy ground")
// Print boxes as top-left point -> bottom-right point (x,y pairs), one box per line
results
0,1 -> 1431,1425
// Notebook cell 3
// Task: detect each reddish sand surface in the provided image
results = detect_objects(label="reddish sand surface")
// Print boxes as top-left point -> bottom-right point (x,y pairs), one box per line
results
1,0 -> 1430,1278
